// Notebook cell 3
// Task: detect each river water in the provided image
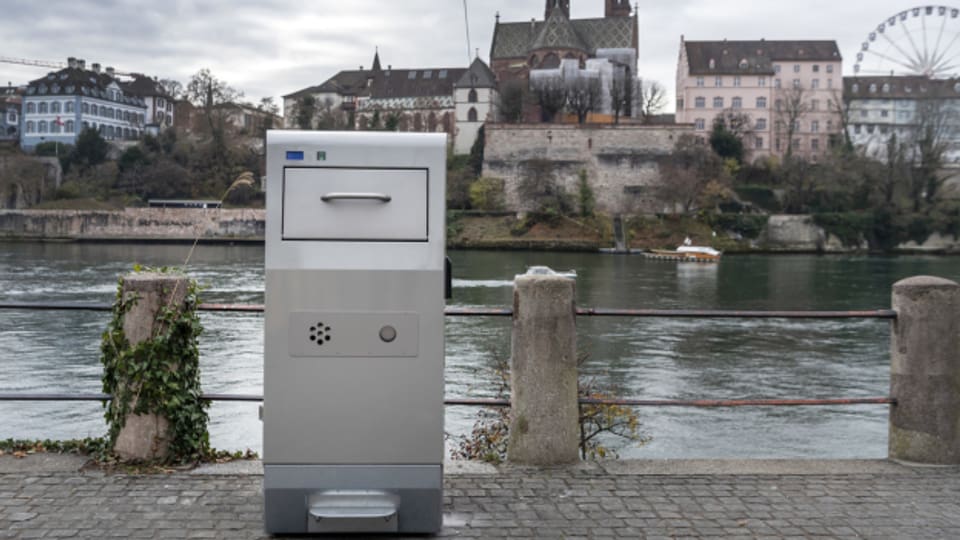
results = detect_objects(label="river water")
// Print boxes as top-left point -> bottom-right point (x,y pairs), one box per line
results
1,242 -> 959,459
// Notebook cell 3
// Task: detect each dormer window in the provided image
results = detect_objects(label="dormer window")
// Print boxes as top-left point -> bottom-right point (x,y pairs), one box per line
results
852,83 -> 860,92
869,84 -> 877,93
882,83 -> 890,93
709,58 -> 716,69
739,58 -> 748,69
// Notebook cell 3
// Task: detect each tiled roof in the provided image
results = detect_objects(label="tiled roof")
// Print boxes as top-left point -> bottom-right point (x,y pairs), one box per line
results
455,58 -> 497,88
25,68 -> 145,106
120,75 -> 171,99
684,40 -> 841,75
371,68 -> 466,99
359,96 -> 455,111
530,9 -> 587,52
492,15 -> 635,59
844,75 -> 960,100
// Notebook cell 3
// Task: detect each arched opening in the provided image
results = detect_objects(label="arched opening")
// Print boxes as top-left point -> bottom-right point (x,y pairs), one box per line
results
414,113 -> 423,131
428,112 -> 437,132
468,107 -> 478,122
442,112 -> 452,134
541,53 -> 561,69
468,89 -> 478,103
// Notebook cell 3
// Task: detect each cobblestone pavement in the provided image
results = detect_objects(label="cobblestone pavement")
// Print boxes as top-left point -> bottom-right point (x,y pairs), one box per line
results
1,459 -> 960,539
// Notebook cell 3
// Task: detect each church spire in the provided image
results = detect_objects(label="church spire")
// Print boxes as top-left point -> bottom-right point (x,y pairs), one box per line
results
544,0 -> 570,19
372,48 -> 382,72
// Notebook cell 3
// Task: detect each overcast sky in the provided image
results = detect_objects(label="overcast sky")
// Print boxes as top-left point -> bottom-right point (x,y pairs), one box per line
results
1,1 -> 949,113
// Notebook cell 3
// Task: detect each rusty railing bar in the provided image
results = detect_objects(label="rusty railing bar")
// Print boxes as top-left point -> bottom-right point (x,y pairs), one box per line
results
0,302 -> 897,320
0,394 -> 896,408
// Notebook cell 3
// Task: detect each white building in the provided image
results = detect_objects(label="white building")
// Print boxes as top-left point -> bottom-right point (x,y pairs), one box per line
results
453,58 -> 497,154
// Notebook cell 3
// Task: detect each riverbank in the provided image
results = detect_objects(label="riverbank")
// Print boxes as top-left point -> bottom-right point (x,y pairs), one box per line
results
1,209 -> 958,253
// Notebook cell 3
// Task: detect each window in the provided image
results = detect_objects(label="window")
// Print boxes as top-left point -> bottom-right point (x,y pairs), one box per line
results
774,79 -> 781,88
26,102 -> 36,113
439,70 -> 447,79
732,97 -> 742,109
714,76 -> 722,87
739,59 -> 748,70
792,79 -> 801,89
65,120 -> 74,133
813,65 -> 820,73
811,120 -> 820,133
867,125 -> 875,134
882,83 -> 890,93
407,71 -> 416,80
677,98 -> 684,109
468,89 -> 478,103
51,121 -> 61,134
811,99 -> 819,111
775,99 -> 782,111
38,120 -> 47,132
25,121 -> 34,133
755,136 -> 764,149
467,107 -> 478,122
827,64 -> 834,73
827,120 -> 833,131
713,97 -> 724,108
51,102 -> 61,113
792,120 -> 800,132
881,110 -> 889,118
775,138 -> 781,151
709,58 -> 716,69
38,102 -> 48,114
696,77 -> 704,87
107,125 -> 115,138
733,76 -> 741,87
755,118 -> 767,130
860,109 -> 868,117
811,79 -> 819,89
869,84 -> 877,93
757,96 -> 767,108
774,64 -> 781,73
827,78 -> 833,89
792,138 -> 801,150
811,138 -> 820,151
793,64 -> 800,73
82,102 -> 89,114
695,96 -> 705,108
695,118 -> 706,130
759,76 -> 767,87
854,124 -> 861,134
423,70 -> 432,79
158,98 -> 165,108
65,101 -> 74,113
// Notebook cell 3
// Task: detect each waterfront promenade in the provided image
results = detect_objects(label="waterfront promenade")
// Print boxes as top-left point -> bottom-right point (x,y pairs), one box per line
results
2,455 -> 960,539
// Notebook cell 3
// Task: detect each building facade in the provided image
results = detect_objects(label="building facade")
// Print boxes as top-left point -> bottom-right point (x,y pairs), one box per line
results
676,39 -> 843,161
19,58 -> 147,151
120,74 -> 175,135
844,76 -> 960,164
0,86 -> 21,141
283,52 -> 496,154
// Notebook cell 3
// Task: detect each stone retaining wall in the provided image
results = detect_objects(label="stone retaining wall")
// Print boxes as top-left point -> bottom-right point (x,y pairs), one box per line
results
0,208 -> 265,241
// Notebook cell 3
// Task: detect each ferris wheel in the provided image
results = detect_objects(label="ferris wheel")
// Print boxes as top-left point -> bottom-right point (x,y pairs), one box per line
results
854,5 -> 960,78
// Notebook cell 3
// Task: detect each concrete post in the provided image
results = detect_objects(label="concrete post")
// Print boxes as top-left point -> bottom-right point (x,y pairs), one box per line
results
507,271 -> 579,465
113,272 -> 190,461
889,276 -> 960,464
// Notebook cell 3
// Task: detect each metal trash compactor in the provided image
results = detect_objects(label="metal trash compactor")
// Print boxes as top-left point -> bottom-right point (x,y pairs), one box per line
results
263,130 -> 446,534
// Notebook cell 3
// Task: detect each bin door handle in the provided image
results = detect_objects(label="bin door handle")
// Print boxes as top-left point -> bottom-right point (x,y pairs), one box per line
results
321,192 -> 392,203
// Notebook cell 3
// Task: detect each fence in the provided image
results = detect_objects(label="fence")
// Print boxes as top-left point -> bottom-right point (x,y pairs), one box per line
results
1,273 -> 958,465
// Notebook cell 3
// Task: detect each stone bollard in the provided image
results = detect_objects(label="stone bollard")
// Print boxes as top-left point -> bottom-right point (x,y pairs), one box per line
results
889,276 -> 960,464
112,272 -> 190,461
507,269 -> 579,465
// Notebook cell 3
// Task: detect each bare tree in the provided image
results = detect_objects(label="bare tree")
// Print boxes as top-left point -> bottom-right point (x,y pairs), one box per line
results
637,80 -> 667,124
185,68 -> 243,143
710,109 -> 755,163
774,85 -> 809,162
566,77 -> 602,124
498,80 -> 526,123
531,75 -> 567,123
829,88 -> 854,152
158,79 -> 184,101
904,95 -> 955,210
658,134 -> 727,212
609,71 -> 633,124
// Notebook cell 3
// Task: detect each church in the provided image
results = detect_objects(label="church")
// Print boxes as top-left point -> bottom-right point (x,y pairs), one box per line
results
489,1 -> 638,84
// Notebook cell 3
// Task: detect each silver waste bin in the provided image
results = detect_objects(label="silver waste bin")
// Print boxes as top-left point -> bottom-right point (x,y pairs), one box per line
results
263,131 -> 446,534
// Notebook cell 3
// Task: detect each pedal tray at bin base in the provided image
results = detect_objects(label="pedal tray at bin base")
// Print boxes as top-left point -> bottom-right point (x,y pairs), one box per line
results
307,490 -> 400,533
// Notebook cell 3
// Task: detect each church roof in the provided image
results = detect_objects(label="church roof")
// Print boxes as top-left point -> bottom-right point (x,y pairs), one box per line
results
530,9 -> 587,52
455,58 -> 497,88
491,15 -> 635,59
370,67 -> 467,99
684,40 -> 841,75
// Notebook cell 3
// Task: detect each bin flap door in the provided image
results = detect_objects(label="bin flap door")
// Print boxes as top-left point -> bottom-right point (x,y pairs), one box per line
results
283,167 -> 428,241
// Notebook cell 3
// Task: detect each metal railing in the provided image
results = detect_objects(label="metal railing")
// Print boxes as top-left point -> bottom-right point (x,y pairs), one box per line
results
0,301 -> 897,408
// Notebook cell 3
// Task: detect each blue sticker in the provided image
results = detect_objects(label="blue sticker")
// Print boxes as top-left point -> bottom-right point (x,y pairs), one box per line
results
286,151 -> 304,160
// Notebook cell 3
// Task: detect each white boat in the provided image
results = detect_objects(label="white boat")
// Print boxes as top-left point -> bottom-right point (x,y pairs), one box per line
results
645,238 -> 722,263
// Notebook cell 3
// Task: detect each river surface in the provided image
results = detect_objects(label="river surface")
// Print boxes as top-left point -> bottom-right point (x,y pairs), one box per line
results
1,242 -> 959,459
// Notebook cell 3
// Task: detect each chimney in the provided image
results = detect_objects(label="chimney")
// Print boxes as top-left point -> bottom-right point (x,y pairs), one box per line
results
78,59 -> 86,70
67,57 -> 77,69
106,67 -> 115,77
92,63 -> 101,73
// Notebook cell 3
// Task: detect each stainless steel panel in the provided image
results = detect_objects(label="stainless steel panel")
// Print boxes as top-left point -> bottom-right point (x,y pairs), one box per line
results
287,311 -> 419,358
282,167 -> 428,241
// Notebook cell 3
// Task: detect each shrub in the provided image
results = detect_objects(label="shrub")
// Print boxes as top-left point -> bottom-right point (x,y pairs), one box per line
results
705,213 -> 769,239
734,185 -> 781,212
468,177 -> 506,211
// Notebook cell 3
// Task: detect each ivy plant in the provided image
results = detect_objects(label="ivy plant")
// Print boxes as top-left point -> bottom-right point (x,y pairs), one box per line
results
100,267 -> 210,464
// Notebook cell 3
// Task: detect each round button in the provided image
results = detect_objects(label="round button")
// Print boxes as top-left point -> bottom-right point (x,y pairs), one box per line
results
379,325 -> 397,343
